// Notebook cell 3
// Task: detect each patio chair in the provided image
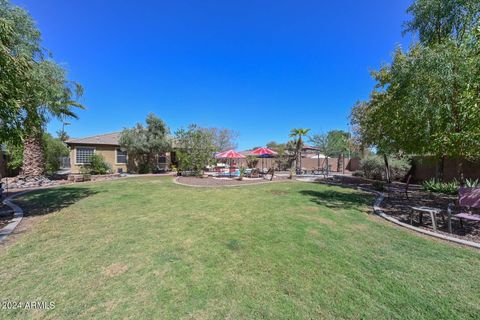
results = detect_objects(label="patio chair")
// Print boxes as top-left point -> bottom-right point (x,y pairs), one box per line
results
247,168 -> 260,178
448,187 -> 480,229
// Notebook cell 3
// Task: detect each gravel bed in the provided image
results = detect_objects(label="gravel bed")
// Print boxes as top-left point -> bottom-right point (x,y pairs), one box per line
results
321,175 -> 480,244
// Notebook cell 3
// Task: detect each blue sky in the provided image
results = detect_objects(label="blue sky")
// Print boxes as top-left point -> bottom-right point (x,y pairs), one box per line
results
15,0 -> 413,150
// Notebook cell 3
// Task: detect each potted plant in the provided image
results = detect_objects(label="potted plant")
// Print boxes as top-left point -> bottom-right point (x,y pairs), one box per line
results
238,166 -> 246,181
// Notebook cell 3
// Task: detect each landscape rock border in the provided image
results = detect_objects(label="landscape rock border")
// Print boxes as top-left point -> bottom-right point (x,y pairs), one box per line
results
373,192 -> 480,250
0,191 -> 28,243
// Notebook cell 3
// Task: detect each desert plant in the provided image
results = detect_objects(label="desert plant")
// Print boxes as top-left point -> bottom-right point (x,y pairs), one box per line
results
422,178 -> 460,195
464,178 -> 480,188
238,166 -> 246,181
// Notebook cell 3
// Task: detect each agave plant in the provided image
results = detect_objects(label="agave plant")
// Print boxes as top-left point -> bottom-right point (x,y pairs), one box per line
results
464,178 -> 480,188
422,178 -> 460,195
238,166 -> 247,181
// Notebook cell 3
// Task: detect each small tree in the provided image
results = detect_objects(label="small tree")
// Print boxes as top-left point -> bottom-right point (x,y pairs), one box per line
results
309,133 -> 333,176
175,124 -> 216,176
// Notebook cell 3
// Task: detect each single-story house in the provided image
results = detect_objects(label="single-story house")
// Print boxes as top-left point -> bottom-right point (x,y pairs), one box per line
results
66,132 -> 176,174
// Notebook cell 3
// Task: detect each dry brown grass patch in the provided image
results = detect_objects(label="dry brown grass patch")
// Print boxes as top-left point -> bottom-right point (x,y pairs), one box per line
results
103,263 -> 128,277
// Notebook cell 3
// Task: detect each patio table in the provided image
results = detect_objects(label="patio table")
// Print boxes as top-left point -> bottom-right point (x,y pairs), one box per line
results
410,206 -> 450,233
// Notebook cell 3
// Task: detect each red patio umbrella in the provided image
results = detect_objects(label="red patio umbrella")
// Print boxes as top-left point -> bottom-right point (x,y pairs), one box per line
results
215,150 -> 246,177
251,147 -> 278,171
216,150 -> 246,159
251,147 -> 278,156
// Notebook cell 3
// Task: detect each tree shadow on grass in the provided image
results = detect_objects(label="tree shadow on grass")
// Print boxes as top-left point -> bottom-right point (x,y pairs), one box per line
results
299,189 -> 373,211
15,187 -> 99,217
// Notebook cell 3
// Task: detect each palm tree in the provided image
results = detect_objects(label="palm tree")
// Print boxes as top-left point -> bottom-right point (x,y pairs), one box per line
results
289,128 -> 311,175
21,61 -> 84,178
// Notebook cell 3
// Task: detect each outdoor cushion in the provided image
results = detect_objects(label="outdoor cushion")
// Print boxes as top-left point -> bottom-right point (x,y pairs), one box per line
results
459,187 -> 480,208
454,213 -> 480,222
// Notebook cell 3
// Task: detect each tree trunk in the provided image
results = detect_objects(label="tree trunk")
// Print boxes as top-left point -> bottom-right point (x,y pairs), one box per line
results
22,132 -> 45,177
439,156 -> 445,182
457,159 -> 464,184
383,154 -> 391,183
325,157 -> 329,177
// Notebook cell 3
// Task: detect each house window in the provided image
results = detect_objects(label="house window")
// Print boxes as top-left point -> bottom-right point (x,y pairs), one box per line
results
116,149 -> 127,164
158,155 -> 167,164
76,147 -> 95,164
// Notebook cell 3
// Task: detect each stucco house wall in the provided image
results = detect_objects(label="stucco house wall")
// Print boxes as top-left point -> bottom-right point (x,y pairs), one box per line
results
66,132 -> 176,174
69,144 -> 128,174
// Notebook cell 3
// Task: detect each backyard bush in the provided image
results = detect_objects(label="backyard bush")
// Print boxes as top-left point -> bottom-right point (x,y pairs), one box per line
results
359,156 -> 384,180
360,156 -> 410,181
389,157 -> 411,181
352,170 -> 364,177
81,154 -> 112,175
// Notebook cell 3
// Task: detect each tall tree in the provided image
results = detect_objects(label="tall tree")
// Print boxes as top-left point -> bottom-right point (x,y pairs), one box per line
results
175,124 -> 216,176
0,1 -> 39,144
404,0 -> 480,45
21,61 -> 84,177
119,113 -> 171,173
0,0 -> 84,177
289,128 -> 310,174
351,0 -> 480,181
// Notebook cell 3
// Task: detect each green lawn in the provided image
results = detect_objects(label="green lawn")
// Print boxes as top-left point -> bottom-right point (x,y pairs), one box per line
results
0,177 -> 479,319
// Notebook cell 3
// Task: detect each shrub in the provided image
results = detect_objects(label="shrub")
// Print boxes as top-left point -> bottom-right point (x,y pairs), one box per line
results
138,162 -> 150,174
81,154 -> 112,175
352,170 -> 364,177
44,133 -> 69,174
465,178 -> 480,188
422,178 -> 460,195
372,180 -> 385,191
359,156 -> 384,180
360,156 -> 410,181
